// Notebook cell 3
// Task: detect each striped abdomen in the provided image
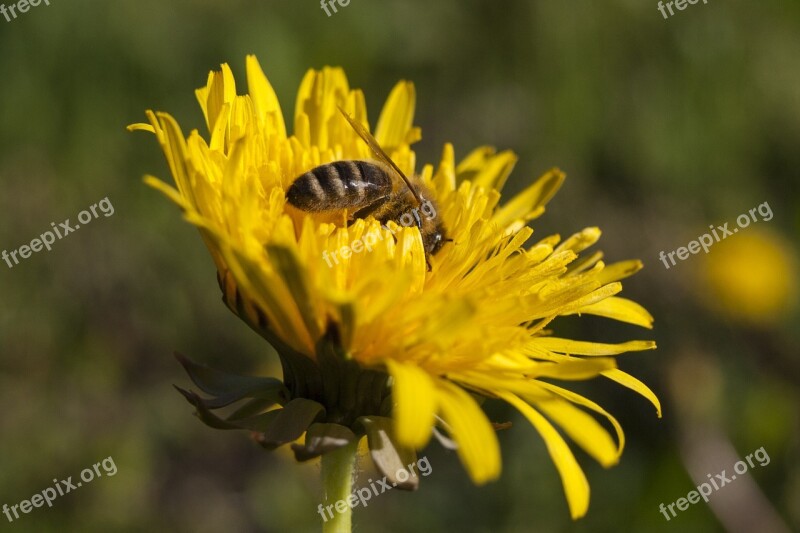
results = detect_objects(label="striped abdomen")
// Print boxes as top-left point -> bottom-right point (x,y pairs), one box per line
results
286,160 -> 393,212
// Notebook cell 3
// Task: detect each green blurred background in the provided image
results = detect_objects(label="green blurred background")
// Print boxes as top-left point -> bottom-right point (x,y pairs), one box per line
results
1,0 -> 798,531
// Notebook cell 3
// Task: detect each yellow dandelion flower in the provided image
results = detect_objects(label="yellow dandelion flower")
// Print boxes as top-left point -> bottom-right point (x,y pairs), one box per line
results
698,229 -> 798,326
129,55 -> 660,521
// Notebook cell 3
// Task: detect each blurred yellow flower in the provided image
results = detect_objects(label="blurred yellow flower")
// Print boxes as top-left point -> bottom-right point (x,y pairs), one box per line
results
699,229 -> 798,326
130,55 -> 660,519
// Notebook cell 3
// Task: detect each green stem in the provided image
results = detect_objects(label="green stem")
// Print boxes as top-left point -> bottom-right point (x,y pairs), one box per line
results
320,440 -> 358,533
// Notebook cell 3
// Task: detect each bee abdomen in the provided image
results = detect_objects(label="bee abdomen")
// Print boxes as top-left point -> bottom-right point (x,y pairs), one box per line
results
286,160 -> 392,211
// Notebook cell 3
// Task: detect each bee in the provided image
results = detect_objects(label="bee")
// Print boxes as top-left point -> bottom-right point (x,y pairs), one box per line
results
286,107 -> 448,261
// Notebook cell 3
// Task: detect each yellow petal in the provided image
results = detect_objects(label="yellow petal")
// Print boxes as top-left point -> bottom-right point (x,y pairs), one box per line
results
266,245 -> 323,343
469,149 -> 518,192
566,251 -> 604,275
569,297 -> 654,329
534,338 -> 656,356
455,146 -> 494,181
437,380 -> 501,484
154,112 -> 197,210
127,123 -> 155,133
557,282 -> 622,315
395,296 -> 476,349
294,67 -> 350,150
595,260 -> 643,284
374,81 -> 416,150
537,381 -> 625,458
555,227 -> 602,255
536,397 -> 619,467
602,369 -> 662,417
386,360 -> 437,448
205,63 -> 237,144
498,391 -> 590,519
143,175 -> 189,210
209,102 -> 230,152
246,55 -> 286,139
224,245 -> 315,355
492,168 -> 565,227
433,142 -> 457,194
531,358 -> 617,380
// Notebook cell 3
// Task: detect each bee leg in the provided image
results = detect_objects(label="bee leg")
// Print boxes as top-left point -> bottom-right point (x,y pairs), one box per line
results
346,196 -> 390,226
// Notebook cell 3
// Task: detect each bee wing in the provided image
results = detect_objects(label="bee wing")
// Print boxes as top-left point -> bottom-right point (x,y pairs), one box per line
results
337,106 -> 424,205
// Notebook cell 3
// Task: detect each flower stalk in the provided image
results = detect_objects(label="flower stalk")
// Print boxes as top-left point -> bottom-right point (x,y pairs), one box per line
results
321,439 -> 358,533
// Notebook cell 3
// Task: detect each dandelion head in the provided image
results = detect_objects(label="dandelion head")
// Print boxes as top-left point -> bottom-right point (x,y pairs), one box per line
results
130,55 -> 660,519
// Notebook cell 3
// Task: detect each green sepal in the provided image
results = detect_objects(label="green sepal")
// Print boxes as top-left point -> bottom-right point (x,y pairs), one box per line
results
226,397 -> 280,420
252,398 -> 327,450
356,415 -> 419,491
174,385 -> 295,432
315,323 -> 391,427
174,351 -> 289,408
291,423 -> 358,462
175,386 -> 243,430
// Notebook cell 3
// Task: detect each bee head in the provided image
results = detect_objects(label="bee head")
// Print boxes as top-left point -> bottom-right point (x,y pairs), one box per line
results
423,220 -> 449,256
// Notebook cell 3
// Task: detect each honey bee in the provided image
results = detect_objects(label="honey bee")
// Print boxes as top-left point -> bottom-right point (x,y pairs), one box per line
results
286,107 -> 448,261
